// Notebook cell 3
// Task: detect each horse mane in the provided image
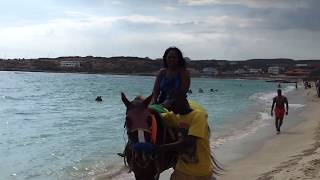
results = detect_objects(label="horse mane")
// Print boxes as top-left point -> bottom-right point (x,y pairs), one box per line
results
130,96 -> 145,107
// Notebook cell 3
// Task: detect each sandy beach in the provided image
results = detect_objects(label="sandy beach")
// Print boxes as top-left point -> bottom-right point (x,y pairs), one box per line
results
220,88 -> 320,180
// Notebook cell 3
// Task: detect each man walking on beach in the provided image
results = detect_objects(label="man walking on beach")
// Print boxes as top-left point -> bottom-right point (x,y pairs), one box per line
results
271,89 -> 289,134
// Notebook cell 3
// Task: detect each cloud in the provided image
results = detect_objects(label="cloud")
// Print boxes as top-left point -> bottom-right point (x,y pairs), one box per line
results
0,14 -> 184,58
204,15 -> 260,29
0,3 -> 319,60
178,0 -> 311,9
164,6 -> 177,11
111,0 -> 124,5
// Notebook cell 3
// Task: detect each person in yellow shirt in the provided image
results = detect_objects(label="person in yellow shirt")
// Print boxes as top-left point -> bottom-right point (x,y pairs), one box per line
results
156,93 -> 221,180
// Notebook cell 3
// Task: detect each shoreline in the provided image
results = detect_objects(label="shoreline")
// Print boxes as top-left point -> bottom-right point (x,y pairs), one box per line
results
220,88 -> 320,180
1,70 -> 305,82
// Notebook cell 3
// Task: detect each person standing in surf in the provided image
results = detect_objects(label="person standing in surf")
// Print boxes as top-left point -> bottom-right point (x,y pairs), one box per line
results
271,89 -> 289,134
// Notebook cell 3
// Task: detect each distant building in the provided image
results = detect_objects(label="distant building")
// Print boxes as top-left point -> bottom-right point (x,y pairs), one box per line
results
60,61 -> 80,68
285,69 -> 310,76
220,71 -> 234,75
295,64 -> 308,67
234,69 -> 246,74
202,67 -> 219,76
229,61 -> 239,65
249,68 -> 263,74
217,61 -> 227,66
268,67 -> 280,74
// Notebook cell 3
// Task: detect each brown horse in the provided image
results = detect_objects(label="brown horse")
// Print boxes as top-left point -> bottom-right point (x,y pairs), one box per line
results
120,92 -> 177,180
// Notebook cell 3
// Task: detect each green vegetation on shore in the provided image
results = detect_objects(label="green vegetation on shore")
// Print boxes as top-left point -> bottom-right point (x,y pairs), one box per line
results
0,56 -> 320,79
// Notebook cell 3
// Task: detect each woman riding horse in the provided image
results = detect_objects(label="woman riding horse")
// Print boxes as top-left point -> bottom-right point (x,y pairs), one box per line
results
120,92 -> 222,180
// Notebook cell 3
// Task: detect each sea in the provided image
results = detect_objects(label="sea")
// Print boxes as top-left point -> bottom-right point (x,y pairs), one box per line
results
0,71 -> 305,180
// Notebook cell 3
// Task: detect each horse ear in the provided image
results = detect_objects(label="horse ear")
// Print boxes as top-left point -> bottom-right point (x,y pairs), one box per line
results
121,92 -> 131,108
143,93 -> 153,107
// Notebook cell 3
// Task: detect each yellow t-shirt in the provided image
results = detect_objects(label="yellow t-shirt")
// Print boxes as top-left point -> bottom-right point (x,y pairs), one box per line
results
161,101 -> 212,176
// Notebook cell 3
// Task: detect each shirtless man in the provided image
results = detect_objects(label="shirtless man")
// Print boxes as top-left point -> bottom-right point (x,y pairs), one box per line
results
271,89 -> 289,134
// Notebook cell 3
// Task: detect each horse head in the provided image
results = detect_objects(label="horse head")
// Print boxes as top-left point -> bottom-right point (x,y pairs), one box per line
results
121,92 -> 181,180
121,92 -> 153,145
121,92 -> 160,179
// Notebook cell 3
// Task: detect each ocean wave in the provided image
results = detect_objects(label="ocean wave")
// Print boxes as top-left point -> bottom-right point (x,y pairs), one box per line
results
1,95 -> 23,100
249,85 -> 296,105
249,92 -> 274,104
211,111 -> 271,148
68,161 -> 133,180
289,103 -> 305,110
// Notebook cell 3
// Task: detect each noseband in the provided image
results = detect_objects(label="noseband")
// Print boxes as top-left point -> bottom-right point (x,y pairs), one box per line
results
125,107 -> 157,170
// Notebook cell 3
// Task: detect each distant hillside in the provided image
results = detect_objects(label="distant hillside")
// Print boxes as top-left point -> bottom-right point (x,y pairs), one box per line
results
0,56 -> 320,77
245,58 -> 295,65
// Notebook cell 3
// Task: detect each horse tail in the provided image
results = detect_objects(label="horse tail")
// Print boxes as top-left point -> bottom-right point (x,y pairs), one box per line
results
208,126 -> 224,176
121,142 -> 134,173
211,153 -> 224,175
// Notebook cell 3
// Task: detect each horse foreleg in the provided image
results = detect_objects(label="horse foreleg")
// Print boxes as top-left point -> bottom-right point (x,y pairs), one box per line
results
153,158 -> 162,180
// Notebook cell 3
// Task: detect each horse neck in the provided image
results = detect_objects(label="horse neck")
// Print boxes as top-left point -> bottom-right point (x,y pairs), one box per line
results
152,112 -> 177,144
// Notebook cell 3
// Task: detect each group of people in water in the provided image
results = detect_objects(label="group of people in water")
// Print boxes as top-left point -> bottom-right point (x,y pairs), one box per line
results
187,88 -> 218,94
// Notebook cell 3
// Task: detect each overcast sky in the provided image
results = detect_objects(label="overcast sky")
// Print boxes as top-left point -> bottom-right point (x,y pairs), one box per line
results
0,0 -> 319,60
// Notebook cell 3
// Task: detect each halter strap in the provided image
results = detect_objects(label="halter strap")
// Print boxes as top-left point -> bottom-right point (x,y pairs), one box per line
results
129,128 -> 151,133
150,114 -> 157,144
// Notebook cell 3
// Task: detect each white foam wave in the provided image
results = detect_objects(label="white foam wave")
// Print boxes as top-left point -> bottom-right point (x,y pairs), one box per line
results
249,92 -> 275,104
259,112 -> 273,120
211,111 -> 271,148
2,95 -> 23,100
110,172 -> 134,180
289,104 -> 305,110
249,85 -> 296,105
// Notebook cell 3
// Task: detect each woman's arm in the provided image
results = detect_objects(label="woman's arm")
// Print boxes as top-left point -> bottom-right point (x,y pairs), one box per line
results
151,69 -> 165,104
179,68 -> 190,94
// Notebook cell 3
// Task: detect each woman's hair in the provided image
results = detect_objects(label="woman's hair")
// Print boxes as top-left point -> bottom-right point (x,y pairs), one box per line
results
162,47 -> 186,68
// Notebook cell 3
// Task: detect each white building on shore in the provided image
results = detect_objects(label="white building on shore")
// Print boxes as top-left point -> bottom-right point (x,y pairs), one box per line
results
60,61 -> 80,68
249,68 -> 263,74
295,64 -> 308,67
202,67 -> 219,76
268,66 -> 280,74
234,69 -> 246,74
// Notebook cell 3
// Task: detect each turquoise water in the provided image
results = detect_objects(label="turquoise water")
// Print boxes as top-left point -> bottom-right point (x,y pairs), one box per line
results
0,71 -> 297,180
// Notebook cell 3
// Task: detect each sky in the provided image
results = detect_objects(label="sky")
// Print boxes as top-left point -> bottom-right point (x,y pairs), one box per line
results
0,0 -> 319,60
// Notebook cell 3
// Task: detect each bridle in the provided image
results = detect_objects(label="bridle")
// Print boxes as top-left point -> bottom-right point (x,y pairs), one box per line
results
125,107 -> 155,169
121,93 -> 162,179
